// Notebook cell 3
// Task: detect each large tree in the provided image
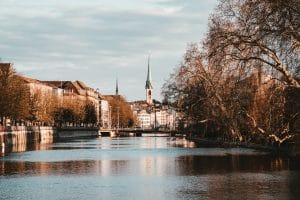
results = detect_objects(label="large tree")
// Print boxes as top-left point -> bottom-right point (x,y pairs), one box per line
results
162,0 -> 299,143
28,89 -> 60,125
206,0 -> 300,88
106,95 -> 136,128
84,101 -> 97,124
163,44 -> 253,139
0,63 -> 30,124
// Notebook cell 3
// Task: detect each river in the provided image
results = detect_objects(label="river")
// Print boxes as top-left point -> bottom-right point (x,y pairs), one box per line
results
1,136 -> 300,200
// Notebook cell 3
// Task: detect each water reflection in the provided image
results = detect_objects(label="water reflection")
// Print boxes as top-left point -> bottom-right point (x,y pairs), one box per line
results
1,137 -> 300,200
1,142 -> 49,157
1,137 -> 196,157
1,134 -> 54,157
1,153 -> 299,177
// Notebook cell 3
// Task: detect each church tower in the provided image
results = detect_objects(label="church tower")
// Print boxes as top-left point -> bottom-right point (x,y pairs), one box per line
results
145,55 -> 153,105
115,78 -> 119,96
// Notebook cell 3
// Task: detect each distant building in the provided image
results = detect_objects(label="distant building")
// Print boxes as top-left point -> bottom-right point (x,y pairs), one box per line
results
102,79 -> 135,129
131,101 -> 177,130
1,63 -> 112,127
130,101 -> 152,129
152,106 -> 176,129
137,110 -> 151,128
100,99 -> 110,128
43,80 -> 101,123
17,75 -> 64,99
130,57 -> 178,130
43,80 -> 113,128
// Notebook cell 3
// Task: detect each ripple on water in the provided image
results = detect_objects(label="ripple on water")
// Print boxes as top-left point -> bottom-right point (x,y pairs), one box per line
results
1,137 -> 299,200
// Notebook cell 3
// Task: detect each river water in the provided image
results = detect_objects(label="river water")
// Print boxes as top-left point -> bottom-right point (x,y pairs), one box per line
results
1,137 -> 300,200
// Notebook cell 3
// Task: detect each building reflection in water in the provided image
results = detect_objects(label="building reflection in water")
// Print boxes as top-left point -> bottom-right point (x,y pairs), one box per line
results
1,137 -> 300,199
1,137 -> 299,177
137,137 -> 196,149
1,154 -> 297,177
1,136 -> 53,157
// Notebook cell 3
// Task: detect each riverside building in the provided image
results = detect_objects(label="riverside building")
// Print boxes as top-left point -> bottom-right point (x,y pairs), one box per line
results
130,56 -> 177,130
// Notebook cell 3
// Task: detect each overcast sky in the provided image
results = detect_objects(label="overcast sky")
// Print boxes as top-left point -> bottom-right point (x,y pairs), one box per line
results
0,0 -> 218,101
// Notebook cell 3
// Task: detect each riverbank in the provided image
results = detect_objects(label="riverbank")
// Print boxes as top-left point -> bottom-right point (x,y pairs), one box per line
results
0,126 -> 99,149
0,126 -> 56,147
56,127 -> 99,139
189,137 -> 300,157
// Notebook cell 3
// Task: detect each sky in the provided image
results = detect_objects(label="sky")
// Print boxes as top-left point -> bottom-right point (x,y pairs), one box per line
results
0,0 -> 218,101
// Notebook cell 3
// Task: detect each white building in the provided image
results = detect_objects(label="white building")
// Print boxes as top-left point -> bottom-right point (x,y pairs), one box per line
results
150,108 -> 176,130
100,99 -> 110,128
137,110 -> 152,129
130,57 -> 178,131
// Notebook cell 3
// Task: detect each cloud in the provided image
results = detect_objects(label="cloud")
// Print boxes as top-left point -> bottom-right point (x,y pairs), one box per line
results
0,0 -> 218,101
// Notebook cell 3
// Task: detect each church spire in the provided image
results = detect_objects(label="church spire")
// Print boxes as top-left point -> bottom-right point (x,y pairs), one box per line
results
145,53 -> 153,105
145,54 -> 153,89
115,78 -> 119,96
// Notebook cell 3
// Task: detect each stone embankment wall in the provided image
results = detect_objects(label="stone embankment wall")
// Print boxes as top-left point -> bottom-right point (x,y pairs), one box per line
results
0,126 -> 100,148
0,126 -> 56,147
57,127 -> 98,138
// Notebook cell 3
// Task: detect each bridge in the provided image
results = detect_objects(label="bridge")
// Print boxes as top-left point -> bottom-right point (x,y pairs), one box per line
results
99,128 -> 183,137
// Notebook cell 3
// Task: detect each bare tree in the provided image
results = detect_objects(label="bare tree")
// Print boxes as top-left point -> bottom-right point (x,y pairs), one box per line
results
206,0 -> 300,88
163,46 -> 297,144
163,44 -> 253,140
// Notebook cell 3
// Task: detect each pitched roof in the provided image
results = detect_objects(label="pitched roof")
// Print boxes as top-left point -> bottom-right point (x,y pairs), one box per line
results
16,75 -> 41,84
75,80 -> 88,89
16,75 -> 60,89
42,81 -> 75,89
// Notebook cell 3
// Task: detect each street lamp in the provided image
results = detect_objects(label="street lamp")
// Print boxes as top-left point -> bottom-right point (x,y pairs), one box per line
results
109,106 -> 112,129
